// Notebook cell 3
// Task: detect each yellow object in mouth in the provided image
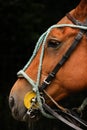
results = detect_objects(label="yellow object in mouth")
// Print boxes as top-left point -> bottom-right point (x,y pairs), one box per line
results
24,91 -> 38,109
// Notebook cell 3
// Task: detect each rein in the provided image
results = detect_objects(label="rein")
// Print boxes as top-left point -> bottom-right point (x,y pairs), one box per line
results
17,14 -> 87,129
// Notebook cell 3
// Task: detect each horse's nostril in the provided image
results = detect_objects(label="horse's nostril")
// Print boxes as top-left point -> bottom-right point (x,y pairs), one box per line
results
9,96 -> 15,109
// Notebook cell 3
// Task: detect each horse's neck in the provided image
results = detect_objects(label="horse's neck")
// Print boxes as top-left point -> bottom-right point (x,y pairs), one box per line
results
73,0 -> 87,21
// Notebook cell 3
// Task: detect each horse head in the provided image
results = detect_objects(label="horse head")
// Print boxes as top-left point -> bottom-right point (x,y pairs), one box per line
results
9,0 -> 87,129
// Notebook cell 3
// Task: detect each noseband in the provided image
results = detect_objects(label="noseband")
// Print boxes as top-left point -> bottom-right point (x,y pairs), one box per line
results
17,14 -> 87,130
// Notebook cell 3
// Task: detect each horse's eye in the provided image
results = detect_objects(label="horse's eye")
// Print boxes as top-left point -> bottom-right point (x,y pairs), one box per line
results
47,40 -> 61,49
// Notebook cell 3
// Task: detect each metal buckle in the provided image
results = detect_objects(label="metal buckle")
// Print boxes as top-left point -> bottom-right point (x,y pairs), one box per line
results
44,78 -> 51,85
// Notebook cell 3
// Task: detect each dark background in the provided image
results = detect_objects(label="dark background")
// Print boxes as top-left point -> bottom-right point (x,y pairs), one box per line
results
0,0 -> 80,130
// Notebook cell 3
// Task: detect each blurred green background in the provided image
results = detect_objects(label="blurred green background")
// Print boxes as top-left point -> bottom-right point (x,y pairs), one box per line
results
0,0 -> 80,129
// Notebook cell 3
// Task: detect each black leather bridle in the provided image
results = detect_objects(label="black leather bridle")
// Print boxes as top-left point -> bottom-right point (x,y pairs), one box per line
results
40,13 -> 87,91
38,13 -> 87,130
18,13 -> 87,130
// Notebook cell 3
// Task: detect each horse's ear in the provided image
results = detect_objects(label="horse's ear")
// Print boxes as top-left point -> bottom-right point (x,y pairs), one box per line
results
73,0 -> 87,20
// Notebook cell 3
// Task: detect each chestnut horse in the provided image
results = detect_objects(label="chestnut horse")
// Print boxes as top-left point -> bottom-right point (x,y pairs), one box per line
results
9,0 -> 87,129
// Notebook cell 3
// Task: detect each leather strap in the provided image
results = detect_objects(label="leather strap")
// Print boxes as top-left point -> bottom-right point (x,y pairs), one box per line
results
40,28 -> 85,91
66,13 -> 87,26
39,14 -> 87,129
40,14 -> 87,91
43,103 -> 85,130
